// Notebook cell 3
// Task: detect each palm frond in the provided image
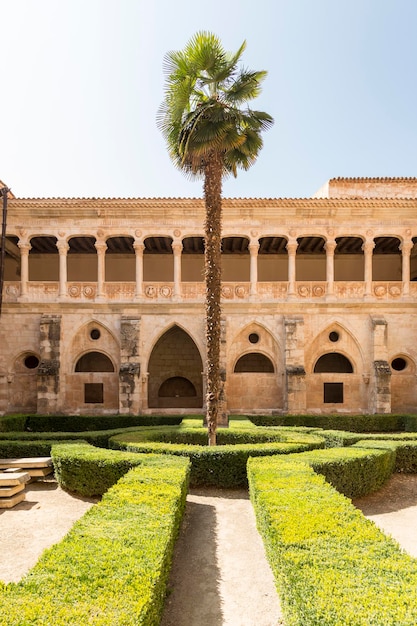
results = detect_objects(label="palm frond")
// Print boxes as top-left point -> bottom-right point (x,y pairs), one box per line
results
158,31 -> 273,180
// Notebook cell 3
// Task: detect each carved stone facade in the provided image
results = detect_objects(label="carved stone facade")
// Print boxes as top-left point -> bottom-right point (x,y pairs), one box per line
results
1,177 -> 417,417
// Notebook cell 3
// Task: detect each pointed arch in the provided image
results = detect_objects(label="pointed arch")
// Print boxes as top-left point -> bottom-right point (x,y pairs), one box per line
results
305,320 -> 363,374
148,324 -> 203,408
228,320 -> 283,411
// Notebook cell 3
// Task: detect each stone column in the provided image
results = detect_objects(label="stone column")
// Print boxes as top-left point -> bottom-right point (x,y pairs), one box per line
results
119,316 -> 141,414
134,241 -> 144,300
57,240 -> 69,299
95,241 -> 107,300
37,315 -> 61,414
172,241 -> 183,299
400,240 -> 413,297
286,240 -> 298,298
325,239 -> 336,297
141,372 -> 149,410
17,241 -> 31,300
249,241 -> 259,297
362,240 -> 375,298
284,317 -> 306,412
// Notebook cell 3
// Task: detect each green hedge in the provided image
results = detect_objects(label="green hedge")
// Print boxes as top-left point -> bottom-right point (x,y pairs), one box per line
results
51,442 -> 183,497
0,414 -> 182,432
353,439 -> 417,473
292,446 -> 395,498
109,426 -> 325,487
0,426 -> 161,456
0,414 -> 27,432
248,455 -> 417,625
248,413 -> 409,432
0,439 -> 80,458
0,454 -> 190,625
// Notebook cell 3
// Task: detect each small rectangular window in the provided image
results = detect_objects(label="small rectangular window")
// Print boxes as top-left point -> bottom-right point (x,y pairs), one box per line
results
85,383 -> 103,403
324,382 -> 343,403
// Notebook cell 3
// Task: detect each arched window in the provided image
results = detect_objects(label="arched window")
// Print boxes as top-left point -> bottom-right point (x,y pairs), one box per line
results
314,353 -> 353,373
158,377 -> 196,397
234,353 -> 274,373
75,352 -> 114,372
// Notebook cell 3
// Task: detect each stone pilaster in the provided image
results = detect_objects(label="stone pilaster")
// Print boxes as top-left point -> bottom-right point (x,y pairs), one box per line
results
369,316 -> 391,414
37,315 -> 61,414
284,317 -> 306,413
119,316 -> 141,414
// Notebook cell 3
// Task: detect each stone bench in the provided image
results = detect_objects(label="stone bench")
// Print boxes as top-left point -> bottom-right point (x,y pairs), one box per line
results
0,457 -> 54,479
0,471 -> 31,508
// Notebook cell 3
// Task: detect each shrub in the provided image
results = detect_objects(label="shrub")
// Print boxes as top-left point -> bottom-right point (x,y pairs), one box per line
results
51,442 -> 180,497
0,414 -> 27,432
248,413 -> 407,432
0,455 -> 189,625
0,439 -> 79,458
353,438 -> 417,473
26,413 -> 182,432
248,455 -> 417,625
293,445 -> 395,498
109,426 -> 325,487
0,426 -> 162,454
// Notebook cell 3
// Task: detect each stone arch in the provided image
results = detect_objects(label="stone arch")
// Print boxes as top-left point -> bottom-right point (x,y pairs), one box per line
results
64,319 -> 120,414
234,353 -> 275,373
7,350 -> 41,413
158,376 -> 197,398
227,321 -> 283,411
305,321 -> 363,374
75,351 -> 115,372
148,325 -> 203,408
67,235 -> 97,281
28,235 -> 59,281
258,236 -> 288,281
66,320 -> 119,359
306,322 -> 365,413
313,353 -> 354,373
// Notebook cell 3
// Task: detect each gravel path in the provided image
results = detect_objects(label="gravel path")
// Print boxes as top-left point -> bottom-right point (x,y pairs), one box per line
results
160,488 -> 283,626
0,480 -> 97,584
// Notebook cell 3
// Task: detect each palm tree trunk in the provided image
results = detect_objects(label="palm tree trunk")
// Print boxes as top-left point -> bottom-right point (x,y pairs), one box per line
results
204,152 -> 223,446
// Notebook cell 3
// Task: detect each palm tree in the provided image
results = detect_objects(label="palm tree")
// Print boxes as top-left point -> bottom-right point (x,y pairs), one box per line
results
158,32 -> 273,444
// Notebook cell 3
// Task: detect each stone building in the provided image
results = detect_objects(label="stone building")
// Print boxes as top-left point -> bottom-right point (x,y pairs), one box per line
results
1,177 -> 417,418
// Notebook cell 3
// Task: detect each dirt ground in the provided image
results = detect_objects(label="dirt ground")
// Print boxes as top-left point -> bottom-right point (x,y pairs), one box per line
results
0,480 -> 97,584
0,474 -> 416,625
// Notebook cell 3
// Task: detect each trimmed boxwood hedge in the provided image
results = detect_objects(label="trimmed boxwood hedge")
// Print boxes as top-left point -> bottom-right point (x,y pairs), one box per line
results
0,426 -> 162,456
0,451 -> 190,625
109,426 -> 325,487
51,442 -> 186,497
248,413 -> 417,432
248,454 -> 417,626
353,438 -> 417,473
290,445 -> 396,498
0,413 -> 182,432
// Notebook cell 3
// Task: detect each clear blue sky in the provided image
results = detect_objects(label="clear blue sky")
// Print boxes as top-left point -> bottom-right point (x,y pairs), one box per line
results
1,0 -> 416,199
